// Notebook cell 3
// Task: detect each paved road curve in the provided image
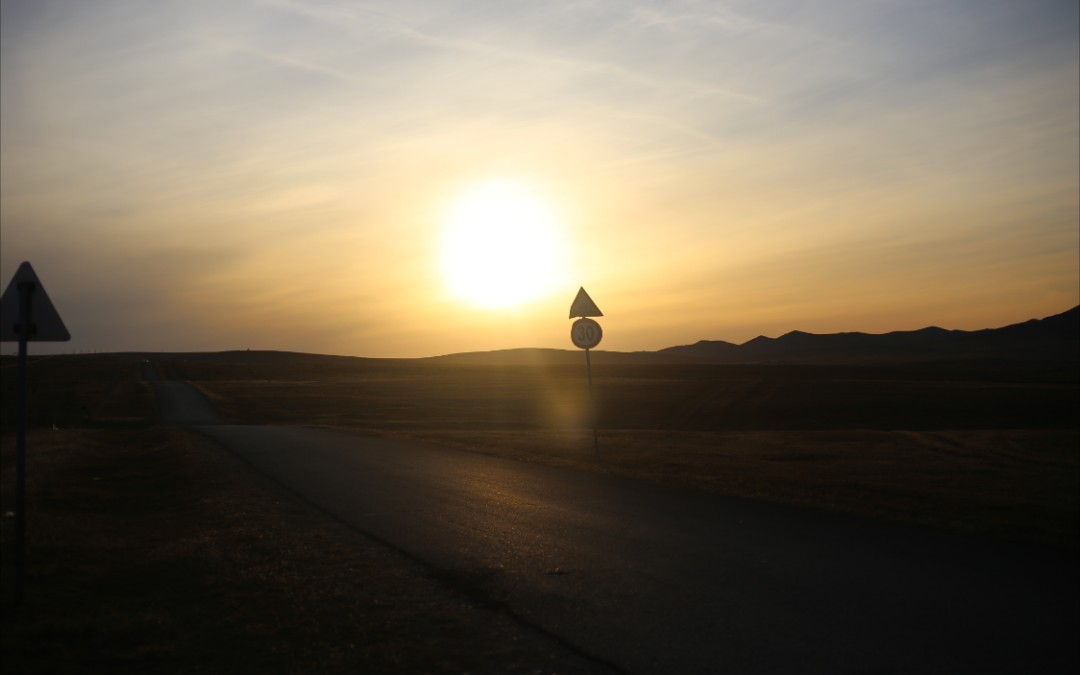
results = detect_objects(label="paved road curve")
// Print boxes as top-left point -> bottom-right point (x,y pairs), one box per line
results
149,372 -> 1079,674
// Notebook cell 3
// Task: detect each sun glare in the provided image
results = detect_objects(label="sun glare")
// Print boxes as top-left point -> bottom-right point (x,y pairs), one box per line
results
440,179 -> 566,309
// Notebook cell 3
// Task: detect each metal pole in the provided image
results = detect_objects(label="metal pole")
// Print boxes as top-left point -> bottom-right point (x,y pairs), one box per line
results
15,281 -> 33,604
585,347 -> 599,461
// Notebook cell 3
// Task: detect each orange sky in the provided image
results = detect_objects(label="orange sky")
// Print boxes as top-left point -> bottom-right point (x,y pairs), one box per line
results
2,0 -> 1077,357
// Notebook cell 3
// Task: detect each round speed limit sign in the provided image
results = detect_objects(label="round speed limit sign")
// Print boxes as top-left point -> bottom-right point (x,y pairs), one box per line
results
571,318 -> 603,349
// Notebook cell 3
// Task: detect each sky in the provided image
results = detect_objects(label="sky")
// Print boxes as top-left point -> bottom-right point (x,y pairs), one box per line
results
2,0 -> 1077,357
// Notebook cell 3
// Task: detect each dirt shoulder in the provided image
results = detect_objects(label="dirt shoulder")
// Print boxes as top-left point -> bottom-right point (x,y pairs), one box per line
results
1,427 -> 619,674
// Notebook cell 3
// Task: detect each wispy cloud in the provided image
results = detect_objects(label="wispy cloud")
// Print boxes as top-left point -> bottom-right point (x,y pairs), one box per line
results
2,0 -> 1076,355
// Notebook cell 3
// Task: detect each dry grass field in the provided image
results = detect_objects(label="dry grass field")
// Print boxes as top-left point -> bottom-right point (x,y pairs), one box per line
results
2,350 -> 1077,673
156,351 -> 1079,545
0,355 -> 619,674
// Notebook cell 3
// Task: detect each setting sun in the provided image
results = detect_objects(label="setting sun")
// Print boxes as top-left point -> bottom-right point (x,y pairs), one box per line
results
440,179 -> 567,309
2,1 -> 1076,357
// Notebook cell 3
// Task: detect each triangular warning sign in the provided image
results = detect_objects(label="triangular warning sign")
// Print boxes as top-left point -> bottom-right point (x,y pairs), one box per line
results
569,287 -> 603,318
0,262 -> 71,342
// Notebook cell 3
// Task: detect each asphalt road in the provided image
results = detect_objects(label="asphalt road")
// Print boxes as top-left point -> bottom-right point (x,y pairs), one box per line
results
147,369 -> 1079,675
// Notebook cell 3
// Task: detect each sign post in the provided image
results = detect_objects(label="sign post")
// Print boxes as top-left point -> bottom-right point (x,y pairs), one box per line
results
1,262 -> 71,604
569,287 -> 603,460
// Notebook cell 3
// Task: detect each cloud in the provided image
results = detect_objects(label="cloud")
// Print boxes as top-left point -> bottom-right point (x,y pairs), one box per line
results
2,0 -> 1076,355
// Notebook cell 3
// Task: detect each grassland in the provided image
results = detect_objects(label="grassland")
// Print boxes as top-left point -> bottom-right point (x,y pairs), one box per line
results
2,350 -> 1077,672
0,355 -> 619,674
159,351 -> 1079,545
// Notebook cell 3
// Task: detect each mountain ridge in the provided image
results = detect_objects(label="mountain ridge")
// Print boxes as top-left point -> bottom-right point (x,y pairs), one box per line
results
432,306 -> 1079,365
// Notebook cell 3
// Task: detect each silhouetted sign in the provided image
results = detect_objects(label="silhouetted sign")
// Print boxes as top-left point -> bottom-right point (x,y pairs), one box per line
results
568,288 -> 603,459
1,261 -> 71,604
0,262 -> 70,342
569,287 -> 603,318
571,318 -> 603,349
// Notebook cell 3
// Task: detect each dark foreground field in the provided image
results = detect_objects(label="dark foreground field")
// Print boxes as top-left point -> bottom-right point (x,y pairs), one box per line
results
2,351 -> 1077,672
161,351 -> 1079,544
1,355 -> 620,674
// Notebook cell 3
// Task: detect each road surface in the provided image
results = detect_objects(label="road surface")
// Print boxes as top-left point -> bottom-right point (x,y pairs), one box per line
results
147,368 -> 1079,674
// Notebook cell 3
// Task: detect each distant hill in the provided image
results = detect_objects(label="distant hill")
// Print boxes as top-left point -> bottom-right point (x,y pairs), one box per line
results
432,306 -> 1079,365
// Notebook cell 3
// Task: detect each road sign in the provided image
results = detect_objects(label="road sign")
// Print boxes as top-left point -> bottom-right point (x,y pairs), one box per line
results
571,318 -> 603,349
568,288 -> 604,460
569,287 -> 603,318
1,261 -> 71,604
0,262 -> 70,342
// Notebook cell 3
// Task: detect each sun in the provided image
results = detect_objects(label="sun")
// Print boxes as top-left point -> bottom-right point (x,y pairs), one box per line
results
440,179 -> 566,309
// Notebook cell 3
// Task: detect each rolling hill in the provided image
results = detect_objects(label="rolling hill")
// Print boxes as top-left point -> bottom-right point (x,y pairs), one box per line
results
432,306 -> 1079,365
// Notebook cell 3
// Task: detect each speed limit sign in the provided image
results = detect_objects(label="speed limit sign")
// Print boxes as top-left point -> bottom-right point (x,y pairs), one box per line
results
567,287 -> 603,459
571,318 -> 602,349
